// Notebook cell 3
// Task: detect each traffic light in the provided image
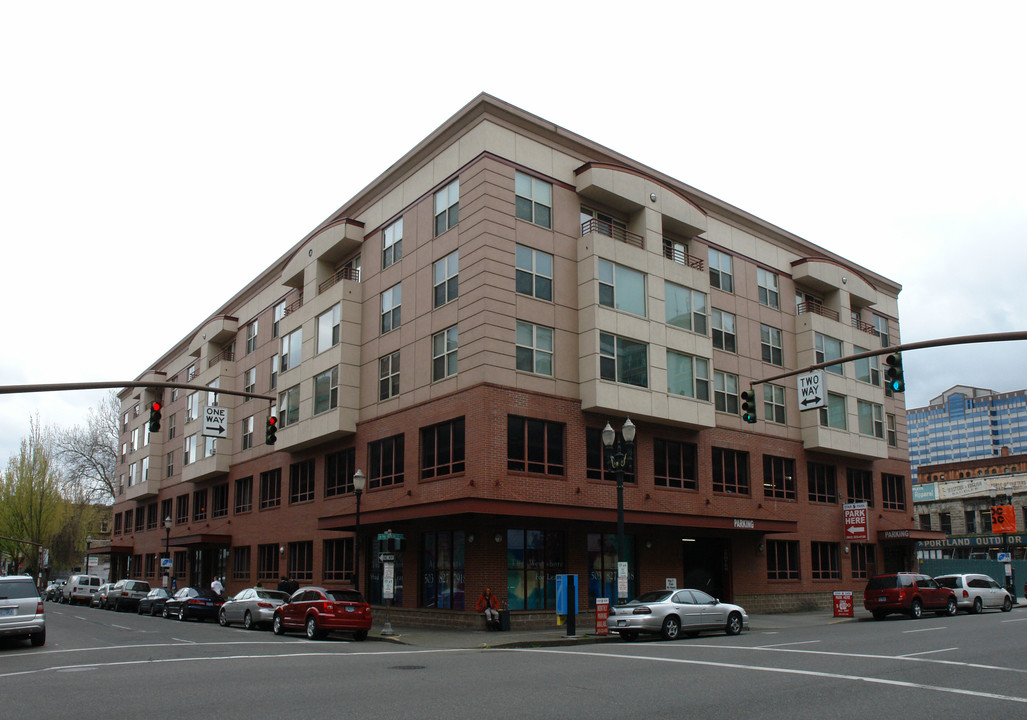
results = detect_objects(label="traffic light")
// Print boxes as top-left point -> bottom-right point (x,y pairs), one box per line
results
740,390 -> 757,423
884,353 -> 905,393
265,416 -> 277,445
148,401 -> 162,432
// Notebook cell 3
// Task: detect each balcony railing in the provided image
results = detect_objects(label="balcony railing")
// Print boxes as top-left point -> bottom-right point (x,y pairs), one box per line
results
852,318 -> 879,336
318,266 -> 361,295
283,290 -> 304,317
662,239 -> 704,270
207,348 -> 235,368
797,301 -> 840,322
581,218 -> 644,248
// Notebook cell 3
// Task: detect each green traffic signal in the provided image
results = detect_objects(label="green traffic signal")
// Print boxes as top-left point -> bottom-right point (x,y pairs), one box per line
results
740,390 -> 758,423
884,353 -> 905,392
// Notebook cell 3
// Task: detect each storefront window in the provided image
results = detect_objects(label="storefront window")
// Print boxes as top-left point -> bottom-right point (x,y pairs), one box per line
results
421,530 -> 465,609
506,529 -> 564,610
587,533 -> 635,606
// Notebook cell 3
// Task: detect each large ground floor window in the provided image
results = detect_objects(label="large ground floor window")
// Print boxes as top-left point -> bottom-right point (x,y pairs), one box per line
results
507,529 -> 565,610
587,533 -> 635,606
421,530 -> 465,609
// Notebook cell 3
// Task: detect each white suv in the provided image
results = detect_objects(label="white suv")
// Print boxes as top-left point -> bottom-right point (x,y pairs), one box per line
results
934,573 -> 1013,614
0,575 -> 46,646
62,574 -> 102,606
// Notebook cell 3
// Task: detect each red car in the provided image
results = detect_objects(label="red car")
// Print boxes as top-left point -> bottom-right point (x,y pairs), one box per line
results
864,573 -> 957,620
272,587 -> 371,640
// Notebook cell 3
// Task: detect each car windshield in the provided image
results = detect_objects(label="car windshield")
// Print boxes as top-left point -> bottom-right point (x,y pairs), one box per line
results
257,590 -> 290,601
0,580 -> 38,599
627,590 -> 674,605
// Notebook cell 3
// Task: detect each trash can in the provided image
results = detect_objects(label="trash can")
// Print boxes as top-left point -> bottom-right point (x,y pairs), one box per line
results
498,609 -> 510,632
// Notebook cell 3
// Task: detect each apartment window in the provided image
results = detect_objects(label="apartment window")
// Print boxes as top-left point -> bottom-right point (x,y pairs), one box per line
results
145,554 -> 156,578
815,333 -> 843,375
280,328 -> 302,372
653,438 -> 698,490
186,364 -> 196,381
206,378 -> 220,408
434,179 -> 459,236
515,245 -> 553,301
242,367 -> 256,395
134,508 -> 144,532
379,351 -> 400,401
873,315 -> 889,346
245,320 -> 258,354
433,251 -> 459,307
192,489 -> 207,521
760,324 -> 783,366
114,514 -> 122,535
272,300 -> 286,338
369,434 -> 405,489
599,332 -> 647,388
811,542 -> 841,580
767,540 -> 799,580
128,462 -> 137,487
763,383 -> 786,424
141,457 -> 150,483
854,348 -> 880,386
819,393 -> 847,430
323,538 -> 354,582
808,462 -> 837,503
160,499 -> 172,526
516,321 -> 553,375
186,392 -> 198,422
289,459 -> 315,504
713,371 -> 739,415
919,513 -> 933,531
851,544 -> 875,579
183,434 -> 196,466
316,304 -> 341,354
382,217 -> 402,269
858,400 -> 884,438
507,416 -> 564,476
211,483 -> 229,519
175,494 -> 188,524
234,476 -> 253,514
325,447 -> 355,498
168,413 -> 176,440
665,282 -> 707,335
258,544 -> 279,581
314,367 -> 339,415
598,259 -> 646,317
887,413 -> 897,447
712,447 -> 749,494
763,456 -> 796,500
846,468 -> 874,506
711,309 -> 736,352
278,386 -> 300,427
939,512 -> 952,534
708,248 -> 733,292
757,267 -> 779,308
259,468 -> 282,509
432,326 -> 458,381
515,171 -> 552,228
421,417 -> 466,479
585,427 -> 634,483
882,473 -> 906,510
666,351 -> 709,400
965,509 -> 977,534
381,284 -> 401,333
233,546 -> 251,580
146,502 -> 158,530
242,415 -> 254,451
270,354 -> 279,390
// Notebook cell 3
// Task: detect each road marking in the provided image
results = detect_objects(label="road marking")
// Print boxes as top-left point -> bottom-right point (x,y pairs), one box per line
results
1001,617 -> 1027,623
74,616 -> 87,621
898,647 -> 958,657
111,624 -> 132,630
511,648 -> 1027,704
902,626 -> 946,634
25,639 -> 324,657
753,640 -> 821,649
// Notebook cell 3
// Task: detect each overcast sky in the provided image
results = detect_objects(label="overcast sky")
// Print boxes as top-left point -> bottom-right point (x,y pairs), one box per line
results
2,2 -> 1025,464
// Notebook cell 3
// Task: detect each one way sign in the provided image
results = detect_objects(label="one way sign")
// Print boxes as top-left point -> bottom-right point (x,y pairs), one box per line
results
203,406 -> 229,439
797,369 -> 826,411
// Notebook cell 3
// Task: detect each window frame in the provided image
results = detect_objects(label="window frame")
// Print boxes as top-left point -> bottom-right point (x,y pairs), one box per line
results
433,251 -> 459,308
712,447 -> 749,495
760,324 -> 783,366
713,371 -> 739,415
381,284 -> 402,334
515,245 -> 553,301
515,171 -> 552,228
507,415 -> 565,476
280,328 -> 303,373
313,367 -> 339,415
763,383 -> 786,424
598,259 -> 647,317
316,304 -> 341,354
379,351 -> 400,401
382,217 -> 403,269
664,282 -> 707,335
434,179 -> 459,236
431,326 -> 458,381
757,267 -> 780,308
666,350 -> 710,400
708,248 -> 734,292
711,309 -> 736,352
420,417 -> 466,479
599,332 -> 648,388
515,321 -> 554,376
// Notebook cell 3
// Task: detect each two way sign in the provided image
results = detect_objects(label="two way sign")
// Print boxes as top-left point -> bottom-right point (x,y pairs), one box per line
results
797,369 -> 826,411
203,406 -> 229,438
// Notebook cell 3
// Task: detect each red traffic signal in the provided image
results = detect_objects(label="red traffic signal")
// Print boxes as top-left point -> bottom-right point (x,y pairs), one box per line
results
148,400 -> 162,432
265,415 -> 278,445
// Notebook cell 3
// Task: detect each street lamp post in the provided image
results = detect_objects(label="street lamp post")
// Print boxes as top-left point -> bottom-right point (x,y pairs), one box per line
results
602,418 -> 635,604
353,469 -> 366,592
163,516 -> 172,592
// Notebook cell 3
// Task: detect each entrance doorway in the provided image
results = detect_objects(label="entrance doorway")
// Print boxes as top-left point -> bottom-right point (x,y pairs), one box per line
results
681,538 -> 732,602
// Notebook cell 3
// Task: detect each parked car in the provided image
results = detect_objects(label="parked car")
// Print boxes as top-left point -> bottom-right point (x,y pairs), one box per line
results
138,588 -> 171,616
219,587 -> 290,630
0,575 -> 46,647
864,572 -> 957,619
62,574 -> 102,605
91,583 -> 115,608
44,580 -> 65,602
934,573 -> 1013,614
272,587 -> 371,640
163,587 -> 223,621
607,588 -> 749,641
108,579 -> 151,612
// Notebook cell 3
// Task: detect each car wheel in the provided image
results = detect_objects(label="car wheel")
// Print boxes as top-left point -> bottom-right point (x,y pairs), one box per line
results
305,615 -> 323,640
353,629 -> 368,642
620,631 -> 638,642
660,616 -> 681,641
178,607 -> 188,621
30,629 -> 46,647
972,597 -> 983,614
243,611 -> 254,630
272,614 -> 284,635
1002,596 -> 1013,612
219,608 -> 229,626
910,599 -> 923,619
944,597 -> 957,617
162,606 -> 170,618
726,611 -> 743,636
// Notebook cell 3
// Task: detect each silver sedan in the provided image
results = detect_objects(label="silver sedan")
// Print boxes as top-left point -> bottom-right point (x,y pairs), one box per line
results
218,588 -> 290,630
607,588 -> 749,641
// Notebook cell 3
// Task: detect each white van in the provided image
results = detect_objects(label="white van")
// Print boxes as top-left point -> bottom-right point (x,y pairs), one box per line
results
62,574 -> 102,605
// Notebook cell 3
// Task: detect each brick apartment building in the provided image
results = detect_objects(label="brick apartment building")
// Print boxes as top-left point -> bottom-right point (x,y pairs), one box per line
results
107,94 -> 922,619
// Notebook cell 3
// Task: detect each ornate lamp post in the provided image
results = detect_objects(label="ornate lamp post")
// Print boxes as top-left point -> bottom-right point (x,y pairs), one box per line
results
163,516 -> 172,592
353,469 -> 366,592
602,418 -> 635,603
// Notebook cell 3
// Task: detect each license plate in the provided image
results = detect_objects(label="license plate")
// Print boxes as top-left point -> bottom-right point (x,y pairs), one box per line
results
0,608 -> 14,617
617,620 -> 626,627
344,607 -> 354,612
878,596 -> 886,602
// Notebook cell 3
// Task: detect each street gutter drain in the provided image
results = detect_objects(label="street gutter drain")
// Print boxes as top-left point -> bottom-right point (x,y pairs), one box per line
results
388,665 -> 425,671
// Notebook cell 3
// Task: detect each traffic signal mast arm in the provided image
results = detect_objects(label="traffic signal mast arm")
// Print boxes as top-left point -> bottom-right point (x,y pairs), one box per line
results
0,380 -> 276,403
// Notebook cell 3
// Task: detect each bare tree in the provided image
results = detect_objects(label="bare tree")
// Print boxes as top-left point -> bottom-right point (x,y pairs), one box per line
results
54,390 -> 118,504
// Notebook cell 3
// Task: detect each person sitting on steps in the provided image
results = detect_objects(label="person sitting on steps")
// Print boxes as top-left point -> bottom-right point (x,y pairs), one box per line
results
477,587 -> 500,630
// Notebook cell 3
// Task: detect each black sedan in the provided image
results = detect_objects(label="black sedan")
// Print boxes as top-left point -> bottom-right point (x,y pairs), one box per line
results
162,587 -> 223,621
137,588 -> 170,616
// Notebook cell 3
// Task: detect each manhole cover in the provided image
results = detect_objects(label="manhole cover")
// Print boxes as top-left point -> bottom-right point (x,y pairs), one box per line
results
388,665 -> 425,671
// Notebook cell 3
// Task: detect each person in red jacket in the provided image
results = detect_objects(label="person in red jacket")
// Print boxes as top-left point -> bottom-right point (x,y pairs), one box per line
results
477,587 -> 499,629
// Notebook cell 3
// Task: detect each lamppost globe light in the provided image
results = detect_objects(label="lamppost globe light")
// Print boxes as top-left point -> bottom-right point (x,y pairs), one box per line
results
621,418 -> 635,443
353,468 -> 366,492
601,422 -> 615,448
164,516 -> 172,530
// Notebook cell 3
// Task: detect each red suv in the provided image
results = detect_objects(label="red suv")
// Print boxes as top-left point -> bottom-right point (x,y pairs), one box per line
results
864,573 -> 957,620
272,587 -> 371,641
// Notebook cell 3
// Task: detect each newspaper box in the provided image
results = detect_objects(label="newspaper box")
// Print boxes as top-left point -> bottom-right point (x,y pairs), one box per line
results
833,590 -> 854,618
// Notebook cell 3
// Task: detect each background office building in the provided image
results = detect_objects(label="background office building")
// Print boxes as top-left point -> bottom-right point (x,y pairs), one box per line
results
108,94 -> 921,622
908,386 -> 1027,482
